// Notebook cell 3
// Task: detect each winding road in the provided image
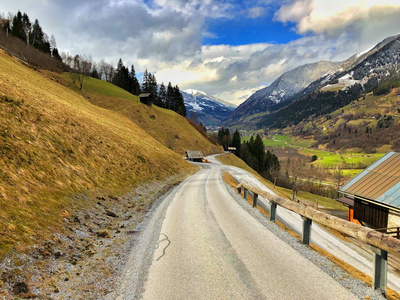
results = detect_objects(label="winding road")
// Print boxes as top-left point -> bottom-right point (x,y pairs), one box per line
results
111,156 -> 399,299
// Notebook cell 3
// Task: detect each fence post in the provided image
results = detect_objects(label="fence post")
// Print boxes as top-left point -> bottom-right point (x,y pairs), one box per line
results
270,202 -> 277,222
243,188 -> 248,200
253,193 -> 258,208
370,245 -> 387,296
302,217 -> 312,245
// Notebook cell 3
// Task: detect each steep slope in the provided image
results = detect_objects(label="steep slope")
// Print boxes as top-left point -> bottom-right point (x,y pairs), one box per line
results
296,86 -> 400,153
54,75 -> 222,156
226,61 -> 339,127
259,34 -> 400,130
0,49 -> 196,256
182,89 -> 236,126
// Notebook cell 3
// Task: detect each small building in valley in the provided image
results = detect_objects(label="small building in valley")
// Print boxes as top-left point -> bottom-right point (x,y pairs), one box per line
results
186,150 -> 204,162
338,152 -> 400,236
139,93 -> 154,106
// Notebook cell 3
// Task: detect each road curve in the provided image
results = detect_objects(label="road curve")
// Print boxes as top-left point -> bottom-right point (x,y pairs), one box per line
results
207,155 -> 400,293
139,165 -> 358,300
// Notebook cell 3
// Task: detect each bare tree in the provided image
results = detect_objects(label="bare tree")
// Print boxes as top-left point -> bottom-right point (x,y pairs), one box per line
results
289,158 -> 306,201
270,164 -> 280,190
333,166 -> 345,197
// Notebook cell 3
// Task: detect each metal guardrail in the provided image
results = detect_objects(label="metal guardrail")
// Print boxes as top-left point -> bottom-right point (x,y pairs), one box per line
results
237,182 -> 400,296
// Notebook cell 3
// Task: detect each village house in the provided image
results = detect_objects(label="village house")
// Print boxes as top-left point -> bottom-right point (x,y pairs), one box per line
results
139,93 -> 154,106
338,152 -> 400,237
186,150 -> 204,162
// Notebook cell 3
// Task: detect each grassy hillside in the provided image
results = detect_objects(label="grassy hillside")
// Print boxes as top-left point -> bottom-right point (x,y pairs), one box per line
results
293,88 -> 400,153
53,73 -> 222,156
0,49 -> 196,256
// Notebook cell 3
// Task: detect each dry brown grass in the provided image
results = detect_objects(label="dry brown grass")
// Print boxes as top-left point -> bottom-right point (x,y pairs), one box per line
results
51,72 -> 223,156
0,49 -> 196,256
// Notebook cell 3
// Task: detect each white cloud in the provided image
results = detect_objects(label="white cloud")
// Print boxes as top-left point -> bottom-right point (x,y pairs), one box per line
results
248,7 -> 266,18
1,0 -> 400,106
275,0 -> 400,37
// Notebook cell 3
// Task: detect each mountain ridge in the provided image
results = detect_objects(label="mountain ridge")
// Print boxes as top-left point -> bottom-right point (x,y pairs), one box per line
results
258,34 -> 400,129
182,89 -> 236,126
226,60 -> 340,127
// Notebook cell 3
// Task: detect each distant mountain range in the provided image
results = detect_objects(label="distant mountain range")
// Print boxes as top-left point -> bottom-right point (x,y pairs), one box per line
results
258,34 -> 400,129
224,34 -> 400,130
182,89 -> 236,126
225,61 -> 339,127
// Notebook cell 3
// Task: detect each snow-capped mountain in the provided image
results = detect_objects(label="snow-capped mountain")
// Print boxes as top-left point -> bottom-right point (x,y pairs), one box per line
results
182,89 -> 236,126
258,34 -> 400,129
226,61 -> 339,126
296,34 -> 400,98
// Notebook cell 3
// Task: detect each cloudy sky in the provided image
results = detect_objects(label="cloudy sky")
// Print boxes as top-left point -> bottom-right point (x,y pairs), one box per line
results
2,0 -> 400,105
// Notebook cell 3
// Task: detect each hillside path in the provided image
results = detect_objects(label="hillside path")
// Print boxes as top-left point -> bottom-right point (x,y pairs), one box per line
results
114,160 -> 359,299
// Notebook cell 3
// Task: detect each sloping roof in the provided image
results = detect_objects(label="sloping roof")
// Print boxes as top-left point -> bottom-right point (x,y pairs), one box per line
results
339,152 -> 400,210
337,196 -> 354,207
139,93 -> 151,98
186,150 -> 203,159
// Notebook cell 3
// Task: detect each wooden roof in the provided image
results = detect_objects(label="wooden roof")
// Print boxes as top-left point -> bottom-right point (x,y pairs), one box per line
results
340,152 -> 400,210
139,93 -> 151,98
186,150 -> 203,159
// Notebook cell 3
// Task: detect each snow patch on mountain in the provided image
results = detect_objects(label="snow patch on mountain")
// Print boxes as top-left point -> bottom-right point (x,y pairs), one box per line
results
182,89 -> 236,126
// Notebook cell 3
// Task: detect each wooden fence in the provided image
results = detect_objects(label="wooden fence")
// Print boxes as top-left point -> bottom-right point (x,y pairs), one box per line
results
237,182 -> 400,296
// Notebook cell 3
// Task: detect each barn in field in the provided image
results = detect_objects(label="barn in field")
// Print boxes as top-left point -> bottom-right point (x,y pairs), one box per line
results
139,93 -> 154,106
186,150 -> 204,162
338,152 -> 400,238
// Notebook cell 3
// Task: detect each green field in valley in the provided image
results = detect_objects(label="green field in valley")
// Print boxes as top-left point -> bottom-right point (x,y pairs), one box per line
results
301,149 -> 384,168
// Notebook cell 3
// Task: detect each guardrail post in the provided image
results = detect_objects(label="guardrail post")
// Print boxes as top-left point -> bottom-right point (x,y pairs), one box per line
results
370,245 -> 387,296
302,217 -> 312,245
270,202 -> 277,222
243,188 -> 248,200
253,193 -> 258,208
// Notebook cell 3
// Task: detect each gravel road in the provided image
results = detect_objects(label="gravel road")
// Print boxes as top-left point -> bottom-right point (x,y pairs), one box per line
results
112,159 -> 389,299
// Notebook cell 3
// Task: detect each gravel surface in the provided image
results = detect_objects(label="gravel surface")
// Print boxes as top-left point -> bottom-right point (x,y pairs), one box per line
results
0,174 -> 189,300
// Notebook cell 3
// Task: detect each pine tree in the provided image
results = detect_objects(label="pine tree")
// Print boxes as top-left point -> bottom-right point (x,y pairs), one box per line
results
130,65 -> 140,95
150,73 -> 158,103
142,69 -> 150,93
232,129 -> 241,158
30,19 -> 44,48
166,82 -> 174,110
174,85 -> 186,117
11,11 -> 25,41
112,59 -> 124,89
52,48 -> 62,61
254,134 -> 265,172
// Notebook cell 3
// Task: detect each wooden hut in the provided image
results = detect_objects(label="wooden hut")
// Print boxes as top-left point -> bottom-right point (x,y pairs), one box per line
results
338,152 -> 400,234
139,93 -> 154,106
186,150 -> 204,162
